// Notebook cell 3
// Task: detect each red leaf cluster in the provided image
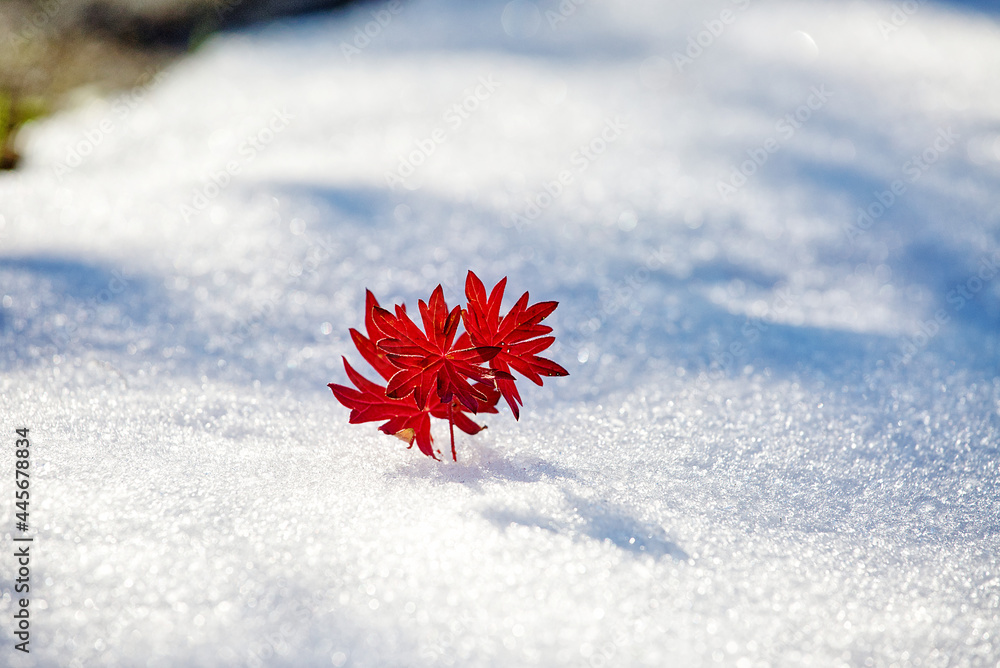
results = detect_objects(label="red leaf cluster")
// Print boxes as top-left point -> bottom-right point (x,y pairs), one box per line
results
329,271 -> 568,460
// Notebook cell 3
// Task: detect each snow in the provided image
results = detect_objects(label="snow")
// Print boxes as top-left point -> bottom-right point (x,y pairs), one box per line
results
2,0 -> 1000,665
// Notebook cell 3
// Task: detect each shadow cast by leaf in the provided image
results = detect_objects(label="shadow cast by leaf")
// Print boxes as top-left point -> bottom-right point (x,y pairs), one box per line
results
569,493 -> 690,560
483,491 -> 689,562
481,507 -> 561,533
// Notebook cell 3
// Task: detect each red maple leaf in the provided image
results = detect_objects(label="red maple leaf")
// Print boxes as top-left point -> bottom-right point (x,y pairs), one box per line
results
328,358 -> 439,457
372,285 -> 503,413
328,358 -> 498,460
462,272 -> 569,419
329,290 -> 499,459
329,272 -> 566,460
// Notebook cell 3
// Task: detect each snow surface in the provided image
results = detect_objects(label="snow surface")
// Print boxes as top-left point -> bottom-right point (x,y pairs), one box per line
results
2,0 -> 1000,665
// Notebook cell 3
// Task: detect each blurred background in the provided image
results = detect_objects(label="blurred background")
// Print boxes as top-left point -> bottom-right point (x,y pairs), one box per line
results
0,0 -> 359,168
2,0 -> 998,170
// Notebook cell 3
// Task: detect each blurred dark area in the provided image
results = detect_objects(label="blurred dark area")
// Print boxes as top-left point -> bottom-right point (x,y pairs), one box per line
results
80,0 -> 363,46
0,0 -> 363,169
